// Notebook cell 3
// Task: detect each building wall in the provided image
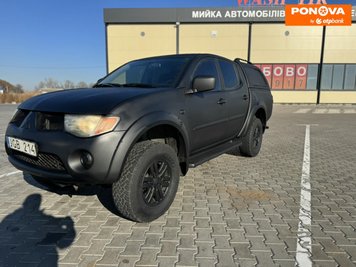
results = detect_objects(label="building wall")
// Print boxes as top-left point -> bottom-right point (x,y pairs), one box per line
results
106,22 -> 356,103
179,24 -> 248,60
107,25 -> 176,72
272,91 -> 356,104
251,25 -> 322,63
324,24 -> 356,64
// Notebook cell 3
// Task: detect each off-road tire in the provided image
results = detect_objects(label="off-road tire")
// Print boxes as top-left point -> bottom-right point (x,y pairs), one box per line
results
112,141 -> 180,222
240,116 -> 263,157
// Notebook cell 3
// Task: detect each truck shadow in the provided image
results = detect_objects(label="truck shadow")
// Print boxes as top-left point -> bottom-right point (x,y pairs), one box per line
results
23,173 -> 122,217
0,193 -> 76,266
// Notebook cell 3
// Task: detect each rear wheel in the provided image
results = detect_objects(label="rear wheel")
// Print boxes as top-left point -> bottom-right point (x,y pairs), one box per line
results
112,141 -> 180,222
240,116 -> 263,157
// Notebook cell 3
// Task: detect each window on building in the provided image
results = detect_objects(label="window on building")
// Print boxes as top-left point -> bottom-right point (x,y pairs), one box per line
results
306,65 -> 318,90
321,65 -> 333,90
331,65 -> 345,90
256,63 -> 356,90
344,65 -> 356,90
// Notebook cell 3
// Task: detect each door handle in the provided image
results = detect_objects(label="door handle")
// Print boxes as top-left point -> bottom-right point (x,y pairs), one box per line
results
243,94 -> 248,100
217,98 -> 227,105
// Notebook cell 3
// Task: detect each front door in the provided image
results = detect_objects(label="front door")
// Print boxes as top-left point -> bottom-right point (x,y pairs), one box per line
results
185,58 -> 231,153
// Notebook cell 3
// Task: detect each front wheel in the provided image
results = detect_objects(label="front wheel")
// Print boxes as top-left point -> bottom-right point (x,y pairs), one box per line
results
240,116 -> 263,157
112,141 -> 180,222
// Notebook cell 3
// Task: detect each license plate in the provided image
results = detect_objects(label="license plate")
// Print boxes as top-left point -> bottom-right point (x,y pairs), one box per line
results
6,137 -> 38,157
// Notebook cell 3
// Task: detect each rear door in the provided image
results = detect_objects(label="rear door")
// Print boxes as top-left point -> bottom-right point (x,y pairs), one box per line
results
217,59 -> 249,137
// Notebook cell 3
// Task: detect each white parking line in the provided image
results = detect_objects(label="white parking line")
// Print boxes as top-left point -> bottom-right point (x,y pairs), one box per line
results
314,109 -> 327,114
295,125 -> 312,267
0,170 -> 21,178
295,108 -> 312,114
344,109 -> 356,114
328,109 -> 341,114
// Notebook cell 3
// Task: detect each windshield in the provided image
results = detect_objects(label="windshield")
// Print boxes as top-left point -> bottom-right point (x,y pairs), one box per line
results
98,56 -> 193,88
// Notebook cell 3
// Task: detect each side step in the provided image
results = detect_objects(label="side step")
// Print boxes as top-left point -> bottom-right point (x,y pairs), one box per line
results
188,138 -> 242,168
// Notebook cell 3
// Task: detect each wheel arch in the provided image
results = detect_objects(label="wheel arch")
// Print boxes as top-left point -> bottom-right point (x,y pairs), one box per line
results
137,123 -> 189,176
255,107 -> 267,132
240,105 -> 267,137
107,112 -> 190,184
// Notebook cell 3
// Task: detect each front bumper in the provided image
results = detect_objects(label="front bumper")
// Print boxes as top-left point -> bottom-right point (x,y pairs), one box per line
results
5,123 -> 125,185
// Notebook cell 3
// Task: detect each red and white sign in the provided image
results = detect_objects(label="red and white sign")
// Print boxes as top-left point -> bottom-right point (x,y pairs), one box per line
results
256,63 -> 308,90
283,64 -> 296,89
272,65 -> 284,89
295,64 -> 308,90
259,65 -> 272,87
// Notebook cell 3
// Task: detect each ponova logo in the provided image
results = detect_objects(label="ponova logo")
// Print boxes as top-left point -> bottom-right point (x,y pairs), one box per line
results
236,0 -> 329,6
285,4 -> 352,26
318,6 -> 329,16
290,6 -> 346,16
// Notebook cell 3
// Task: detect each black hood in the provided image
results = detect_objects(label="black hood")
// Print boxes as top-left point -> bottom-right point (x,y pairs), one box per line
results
19,87 -> 160,114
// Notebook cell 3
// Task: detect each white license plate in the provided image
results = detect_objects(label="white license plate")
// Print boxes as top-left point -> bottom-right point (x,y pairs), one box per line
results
7,137 -> 38,157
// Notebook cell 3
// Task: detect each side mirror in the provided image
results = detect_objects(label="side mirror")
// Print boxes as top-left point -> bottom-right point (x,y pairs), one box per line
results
192,76 -> 215,92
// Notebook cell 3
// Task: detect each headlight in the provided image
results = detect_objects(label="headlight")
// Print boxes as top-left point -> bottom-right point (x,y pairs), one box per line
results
64,115 -> 120,137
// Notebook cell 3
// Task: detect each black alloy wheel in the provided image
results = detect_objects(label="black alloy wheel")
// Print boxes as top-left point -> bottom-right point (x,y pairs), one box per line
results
252,126 -> 262,149
112,141 -> 180,222
142,159 -> 172,206
240,116 -> 263,157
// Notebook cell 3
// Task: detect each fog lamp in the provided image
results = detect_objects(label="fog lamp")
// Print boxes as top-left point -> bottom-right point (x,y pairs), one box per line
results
80,151 -> 93,169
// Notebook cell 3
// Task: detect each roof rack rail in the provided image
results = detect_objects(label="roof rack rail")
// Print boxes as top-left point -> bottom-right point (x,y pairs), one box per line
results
234,58 -> 252,64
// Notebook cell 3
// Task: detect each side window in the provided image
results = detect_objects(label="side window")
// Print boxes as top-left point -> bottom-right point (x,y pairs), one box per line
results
219,60 -> 240,90
193,59 -> 221,91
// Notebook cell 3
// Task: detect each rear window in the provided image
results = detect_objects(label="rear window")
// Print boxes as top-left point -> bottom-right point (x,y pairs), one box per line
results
243,64 -> 269,88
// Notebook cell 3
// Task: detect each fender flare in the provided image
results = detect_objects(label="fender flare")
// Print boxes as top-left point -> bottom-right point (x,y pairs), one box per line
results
105,112 -> 190,184
239,102 -> 267,138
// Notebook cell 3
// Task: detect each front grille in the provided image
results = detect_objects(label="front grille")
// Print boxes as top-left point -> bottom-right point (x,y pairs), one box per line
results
10,109 -> 30,127
36,112 -> 64,131
12,151 -> 66,172
10,110 -> 64,131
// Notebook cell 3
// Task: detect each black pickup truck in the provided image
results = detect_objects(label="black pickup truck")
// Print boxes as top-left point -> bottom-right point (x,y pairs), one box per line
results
5,54 -> 273,222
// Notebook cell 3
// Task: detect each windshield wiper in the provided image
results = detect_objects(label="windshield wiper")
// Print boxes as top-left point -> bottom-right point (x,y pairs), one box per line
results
119,83 -> 157,88
94,82 -> 157,88
93,83 -> 122,88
